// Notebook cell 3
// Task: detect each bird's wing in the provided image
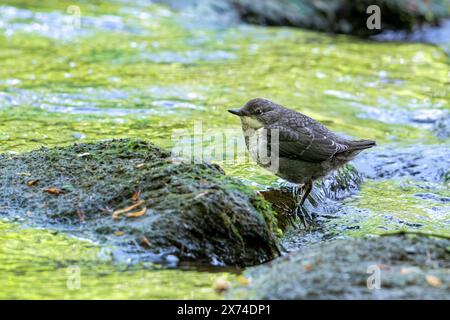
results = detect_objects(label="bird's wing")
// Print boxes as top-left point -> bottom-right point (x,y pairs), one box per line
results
266,122 -> 349,163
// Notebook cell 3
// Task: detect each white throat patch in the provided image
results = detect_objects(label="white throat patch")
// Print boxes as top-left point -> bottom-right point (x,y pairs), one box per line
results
240,116 -> 264,129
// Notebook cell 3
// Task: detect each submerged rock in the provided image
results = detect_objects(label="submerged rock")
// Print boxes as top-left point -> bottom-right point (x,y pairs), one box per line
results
0,139 -> 280,266
352,145 -> 450,183
229,0 -> 450,36
230,234 -> 450,299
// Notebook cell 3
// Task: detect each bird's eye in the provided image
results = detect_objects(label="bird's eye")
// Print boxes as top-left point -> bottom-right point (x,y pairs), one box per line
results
255,109 -> 263,115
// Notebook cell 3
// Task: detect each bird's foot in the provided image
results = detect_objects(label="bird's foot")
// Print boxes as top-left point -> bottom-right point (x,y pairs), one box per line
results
293,180 -> 315,228
293,204 -> 314,228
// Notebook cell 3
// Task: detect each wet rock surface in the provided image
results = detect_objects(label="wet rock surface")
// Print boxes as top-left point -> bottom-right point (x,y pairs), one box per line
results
228,0 -> 450,36
156,0 -> 450,37
0,139 -> 280,267
230,234 -> 450,299
353,145 -> 450,183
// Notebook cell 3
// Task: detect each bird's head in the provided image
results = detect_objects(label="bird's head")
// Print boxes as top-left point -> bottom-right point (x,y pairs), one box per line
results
228,98 -> 281,129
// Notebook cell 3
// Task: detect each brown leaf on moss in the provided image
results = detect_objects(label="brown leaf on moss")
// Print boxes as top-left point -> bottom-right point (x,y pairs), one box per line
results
112,200 -> 143,219
213,278 -> 230,294
303,263 -> 314,272
43,188 -> 65,195
114,231 -> 125,237
126,207 -> 147,218
131,191 -> 140,202
426,275 -> 442,288
27,179 -> 39,187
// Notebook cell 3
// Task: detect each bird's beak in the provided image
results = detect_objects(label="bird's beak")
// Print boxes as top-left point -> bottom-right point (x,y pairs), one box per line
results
228,108 -> 244,116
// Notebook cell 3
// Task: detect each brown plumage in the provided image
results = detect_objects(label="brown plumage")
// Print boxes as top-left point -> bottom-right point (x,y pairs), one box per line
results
229,98 -> 376,206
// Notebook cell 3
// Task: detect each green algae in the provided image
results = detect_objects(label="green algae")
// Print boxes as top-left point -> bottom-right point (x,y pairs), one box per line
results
1,11 -> 448,163
0,220 -> 235,299
325,179 -> 450,238
1,0 -> 123,15
0,26 -> 446,176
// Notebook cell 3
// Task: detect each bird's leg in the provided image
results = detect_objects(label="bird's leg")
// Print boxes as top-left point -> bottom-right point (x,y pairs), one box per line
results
291,183 -> 302,201
292,181 -> 314,228
300,180 -> 313,206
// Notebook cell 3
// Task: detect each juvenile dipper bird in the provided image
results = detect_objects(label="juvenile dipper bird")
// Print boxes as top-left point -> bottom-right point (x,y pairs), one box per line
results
228,98 -> 376,206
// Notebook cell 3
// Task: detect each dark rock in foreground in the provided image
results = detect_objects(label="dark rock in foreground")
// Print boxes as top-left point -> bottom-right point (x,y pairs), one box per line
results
0,139 -> 280,267
230,0 -> 450,36
230,234 -> 450,299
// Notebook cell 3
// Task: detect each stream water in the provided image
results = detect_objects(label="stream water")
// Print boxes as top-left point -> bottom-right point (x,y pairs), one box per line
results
0,1 -> 448,299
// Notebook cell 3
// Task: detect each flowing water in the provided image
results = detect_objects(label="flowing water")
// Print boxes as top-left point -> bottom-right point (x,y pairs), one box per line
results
0,0 -> 448,299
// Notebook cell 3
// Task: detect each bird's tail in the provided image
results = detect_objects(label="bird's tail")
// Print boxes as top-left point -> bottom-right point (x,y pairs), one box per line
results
348,139 -> 376,151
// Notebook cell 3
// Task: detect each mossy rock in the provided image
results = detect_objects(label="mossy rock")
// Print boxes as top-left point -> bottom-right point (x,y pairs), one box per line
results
0,139 -> 280,266
230,234 -> 450,299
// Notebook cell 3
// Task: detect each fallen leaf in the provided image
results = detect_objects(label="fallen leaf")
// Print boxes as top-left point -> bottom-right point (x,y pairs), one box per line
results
303,263 -> 314,271
194,191 -> 209,200
131,191 -> 140,201
114,231 -> 124,237
426,275 -> 442,288
237,276 -> 251,286
100,207 -> 113,213
27,179 -> 39,187
140,235 -> 152,248
17,172 -> 31,176
76,152 -> 91,158
400,267 -> 413,275
112,200 -> 143,219
126,207 -> 147,218
377,264 -> 390,270
43,188 -> 65,195
135,163 -> 145,168
213,278 -> 230,294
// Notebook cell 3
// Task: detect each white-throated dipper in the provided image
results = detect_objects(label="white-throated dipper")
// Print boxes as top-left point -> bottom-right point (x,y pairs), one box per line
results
228,98 -> 376,206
